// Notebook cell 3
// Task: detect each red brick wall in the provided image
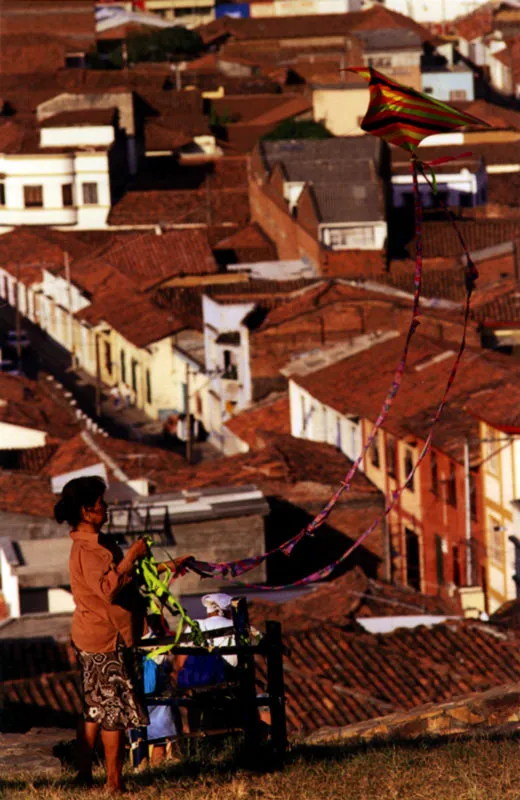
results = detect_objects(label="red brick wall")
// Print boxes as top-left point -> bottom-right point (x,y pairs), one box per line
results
418,449 -> 486,599
249,149 -> 322,267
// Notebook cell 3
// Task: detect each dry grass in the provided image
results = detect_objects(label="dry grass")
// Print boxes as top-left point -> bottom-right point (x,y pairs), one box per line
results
2,737 -> 520,800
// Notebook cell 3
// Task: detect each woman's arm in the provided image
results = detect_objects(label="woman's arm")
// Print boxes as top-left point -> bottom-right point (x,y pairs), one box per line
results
157,555 -> 194,577
80,539 -> 148,603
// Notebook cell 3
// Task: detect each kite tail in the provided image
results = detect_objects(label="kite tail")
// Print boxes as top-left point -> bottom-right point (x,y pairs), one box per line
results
240,282 -> 474,591
185,161 -> 427,582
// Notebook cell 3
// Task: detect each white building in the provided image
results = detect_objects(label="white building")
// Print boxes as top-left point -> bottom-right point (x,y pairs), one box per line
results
0,109 -> 127,232
202,294 -> 255,450
365,0 -> 493,24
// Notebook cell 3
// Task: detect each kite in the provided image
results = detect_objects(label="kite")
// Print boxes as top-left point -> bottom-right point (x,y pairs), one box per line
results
141,70 -> 488,596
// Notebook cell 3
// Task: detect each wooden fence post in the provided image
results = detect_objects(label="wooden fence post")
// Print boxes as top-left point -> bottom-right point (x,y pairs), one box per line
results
232,597 -> 260,754
265,621 -> 287,759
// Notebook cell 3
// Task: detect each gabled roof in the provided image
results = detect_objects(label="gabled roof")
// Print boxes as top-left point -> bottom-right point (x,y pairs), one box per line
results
108,188 -> 250,228
292,333 -> 520,457
78,229 -> 218,292
41,432 -> 187,486
214,222 -> 277,263
0,374 -> 81,441
225,394 -> 290,449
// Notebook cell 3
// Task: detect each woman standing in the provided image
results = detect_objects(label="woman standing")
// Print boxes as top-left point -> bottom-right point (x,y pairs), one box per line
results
55,476 -> 190,794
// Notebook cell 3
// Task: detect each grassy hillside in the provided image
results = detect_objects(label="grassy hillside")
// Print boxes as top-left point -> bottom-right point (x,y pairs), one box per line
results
2,737 -> 520,799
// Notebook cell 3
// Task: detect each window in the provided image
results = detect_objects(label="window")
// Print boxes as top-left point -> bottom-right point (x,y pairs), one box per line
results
23,185 -> 43,208
447,462 -> 457,507
449,90 -> 467,101
470,472 -> 478,521
431,450 -> 439,496
222,349 -> 238,380
0,182 -> 5,206
120,349 -> 126,383
104,341 -> 112,375
452,544 -> 461,587
62,183 -> 73,207
131,359 -> 138,393
82,182 -> 98,205
491,518 -> 503,564
405,528 -> 421,591
404,448 -> 414,492
435,534 -> 444,587
459,192 -> 473,208
486,431 -> 499,475
146,369 -> 152,405
424,86 -> 433,94
328,226 -> 374,249
370,431 -> 380,468
300,395 -> 307,433
386,436 -> 397,478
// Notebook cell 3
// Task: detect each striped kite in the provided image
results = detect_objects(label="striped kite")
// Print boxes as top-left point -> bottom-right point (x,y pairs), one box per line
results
349,66 -> 486,152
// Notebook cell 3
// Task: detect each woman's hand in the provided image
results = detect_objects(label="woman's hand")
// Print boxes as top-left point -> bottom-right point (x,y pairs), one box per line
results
126,538 -> 149,563
159,555 -> 194,577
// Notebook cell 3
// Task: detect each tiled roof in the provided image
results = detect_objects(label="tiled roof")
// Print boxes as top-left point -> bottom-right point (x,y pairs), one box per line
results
5,618 -> 520,736
251,567 -> 460,633
253,281 -> 390,330
452,4 -> 494,42
293,333 -> 520,455
406,219 -> 520,258
0,5 -> 95,49
41,432 -> 187,485
487,171 -> 520,206
214,223 -> 277,263
274,619 -> 520,733
108,188 -> 250,228
0,374 -> 81,442
151,432 -> 380,498
473,281 -> 520,325
0,33 -> 69,75
39,108 -> 117,127
225,394 -> 290,448
261,137 -> 384,224
0,472 -> 56,518
321,249 -> 387,278
210,93 -> 310,125
452,99 -> 520,130
80,229 -> 218,291
198,4 -> 437,45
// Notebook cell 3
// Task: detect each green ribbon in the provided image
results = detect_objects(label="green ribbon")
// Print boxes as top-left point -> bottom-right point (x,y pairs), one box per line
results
134,539 -> 206,654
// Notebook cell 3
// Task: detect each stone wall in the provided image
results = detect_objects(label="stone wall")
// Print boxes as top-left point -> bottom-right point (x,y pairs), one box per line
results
304,683 -> 520,747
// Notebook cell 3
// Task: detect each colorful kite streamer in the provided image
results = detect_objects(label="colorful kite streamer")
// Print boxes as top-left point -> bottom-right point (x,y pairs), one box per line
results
178,69 -> 486,589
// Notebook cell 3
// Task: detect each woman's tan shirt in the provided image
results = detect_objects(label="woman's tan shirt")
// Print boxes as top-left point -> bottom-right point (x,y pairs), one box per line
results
69,530 -> 143,653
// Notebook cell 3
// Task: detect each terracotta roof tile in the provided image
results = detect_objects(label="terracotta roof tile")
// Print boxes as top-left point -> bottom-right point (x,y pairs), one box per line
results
293,333 -> 520,455
0,472 -> 56,518
79,229 -> 218,291
108,188 -> 250,227
214,222 -> 277,263
40,108 -> 117,127
407,219 -> 520,258
452,4 -> 494,42
225,394 -> 290,448
251,567 -> 460,634
41,432 -> 187,484
0,374 -> 81,442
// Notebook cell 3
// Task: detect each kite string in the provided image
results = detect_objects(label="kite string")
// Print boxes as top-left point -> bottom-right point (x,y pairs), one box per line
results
185,160 -> 427,581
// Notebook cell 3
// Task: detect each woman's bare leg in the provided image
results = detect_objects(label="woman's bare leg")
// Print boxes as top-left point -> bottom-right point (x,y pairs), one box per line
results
75,718 -> 99,784
101,729 -> 125,793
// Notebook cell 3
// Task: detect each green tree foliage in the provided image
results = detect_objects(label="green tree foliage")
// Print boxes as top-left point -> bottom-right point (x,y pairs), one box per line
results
262,119 -> 333,141
127,27 -> 203,63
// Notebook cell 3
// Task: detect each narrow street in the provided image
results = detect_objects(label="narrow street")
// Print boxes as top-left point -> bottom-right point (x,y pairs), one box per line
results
0,305 -> 216,463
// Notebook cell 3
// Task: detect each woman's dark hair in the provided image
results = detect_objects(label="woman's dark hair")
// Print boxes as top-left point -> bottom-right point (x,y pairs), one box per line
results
54,476 -> 107,527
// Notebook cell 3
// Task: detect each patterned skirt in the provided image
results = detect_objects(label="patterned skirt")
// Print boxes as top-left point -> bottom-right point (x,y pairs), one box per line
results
74,639 -> 150,731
